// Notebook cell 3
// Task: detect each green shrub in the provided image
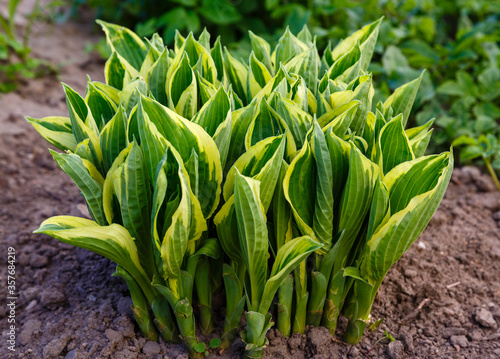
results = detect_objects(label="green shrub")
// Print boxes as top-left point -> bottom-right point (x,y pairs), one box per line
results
29,20 -> 452,358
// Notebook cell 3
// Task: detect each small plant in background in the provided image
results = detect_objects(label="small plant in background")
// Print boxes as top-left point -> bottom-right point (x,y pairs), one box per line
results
453,134 -> 500,192
0,0 -> 65,92
29,19 -> 453,358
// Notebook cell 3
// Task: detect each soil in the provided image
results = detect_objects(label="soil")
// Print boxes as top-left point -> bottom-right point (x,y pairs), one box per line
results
1,18 -> 500,359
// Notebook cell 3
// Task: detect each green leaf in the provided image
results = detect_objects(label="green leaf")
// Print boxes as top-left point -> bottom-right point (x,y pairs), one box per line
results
200,0 -> 242,25
249,31 -> 273,74
97,20 -> 147,71
223,48 -> 248,105
248,52 -> 273,99
378,114 -> 415,174
335,145 -> 380,273
321,100 -> 361,137
330,17 -> 382,66
99,107 -> 128,172
168,52 -> 198,119
140,96 -> 222,218
192,87 -> 231,136
26,116 -> 77,152
146,49 -> 170,105
362,152 -> 453,282
224,135 -> 286,212
209,338 -> 221,349
34,216 -> 154,301
50,150 -> 105,225
275,27 -> 309,67
214,196 -> 242,263
152,146 -> 206,279
105,52 -> 129,90
328,42 -> 361,82
284,45 -> 319,95
259,236 -> 322,314
233,171 -> 268,312
111,142 -> 156,278
383,72 -> 423,127
269,92 -> 313,149
325,130 -> 351,204
310,123 -> 334,253
245,99 -> 296,158
283,135 -> 316,240
86,81 -> 118,130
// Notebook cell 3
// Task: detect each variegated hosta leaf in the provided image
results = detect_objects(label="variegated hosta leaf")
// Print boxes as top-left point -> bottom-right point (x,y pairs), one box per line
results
85,81 -> 118,130
139,95 -> 222,219
328,17 -> 383,70
269,92 -> 313,149
224,134 -> 286,212
321,100 -> 361,137
225,100 -> 258,171
135,101 -> 169,185
223,48 -> 248,105
120,78 -> 149,116
310,123 -> 334,253
377,114 -> 415,175
97,20 -> 147,72
348,74 -> 373,136
325,129 -> 352,204
26,116 -> 76,152
168,52 -> 198,119
233,171 -> 268,312
152,146 -> 207,279
334,145 -> 380,273
100,107 -> 129,172
272,160 -> 293,251
328,42 -> 361,83
283,133 -> 316,240
248,52 -> 273,99
249,31 -> 273,75
50,150 -> 105,225
361,152 -> 453,283
245,99 -> 296,159
259,235 -> 322,314
214,196 -> 242,263
274,27 -> 309,68
34,216 -> 156,301
211,36 -> 225,82
284,45 -> 319,95
103,143 -> 133,224
406,118 -> 434,158
383,72 -> 423,127
110,141 -> 156,278
105,52 -> 128,90
283,124 -> 334,253
146,49 -> 170,106
192,87 -> 231,137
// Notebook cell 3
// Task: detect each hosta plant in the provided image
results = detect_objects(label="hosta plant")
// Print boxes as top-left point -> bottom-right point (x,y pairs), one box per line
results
29,19 -> 453,358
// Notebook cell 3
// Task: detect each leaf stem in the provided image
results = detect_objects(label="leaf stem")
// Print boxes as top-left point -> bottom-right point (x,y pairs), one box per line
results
485,159 -> 500,193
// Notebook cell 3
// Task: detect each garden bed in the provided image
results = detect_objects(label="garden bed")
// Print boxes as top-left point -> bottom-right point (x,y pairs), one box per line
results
1,21 -> 499,359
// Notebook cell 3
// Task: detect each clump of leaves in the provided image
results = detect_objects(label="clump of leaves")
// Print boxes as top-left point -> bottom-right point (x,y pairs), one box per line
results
29,19 -> 452,358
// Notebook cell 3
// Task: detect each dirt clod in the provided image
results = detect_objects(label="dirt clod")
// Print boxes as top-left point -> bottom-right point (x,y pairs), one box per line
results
474,308 -> 498,329
43,335 -> 70,358
40,288 -> 66,308
143,341 -> 161,356
450,335 -> 469,348
387,340 -> 404,359
19,319 -> 42,346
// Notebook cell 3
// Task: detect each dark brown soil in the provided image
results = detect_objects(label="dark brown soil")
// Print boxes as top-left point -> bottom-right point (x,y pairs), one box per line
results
1,20 -> 499,359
